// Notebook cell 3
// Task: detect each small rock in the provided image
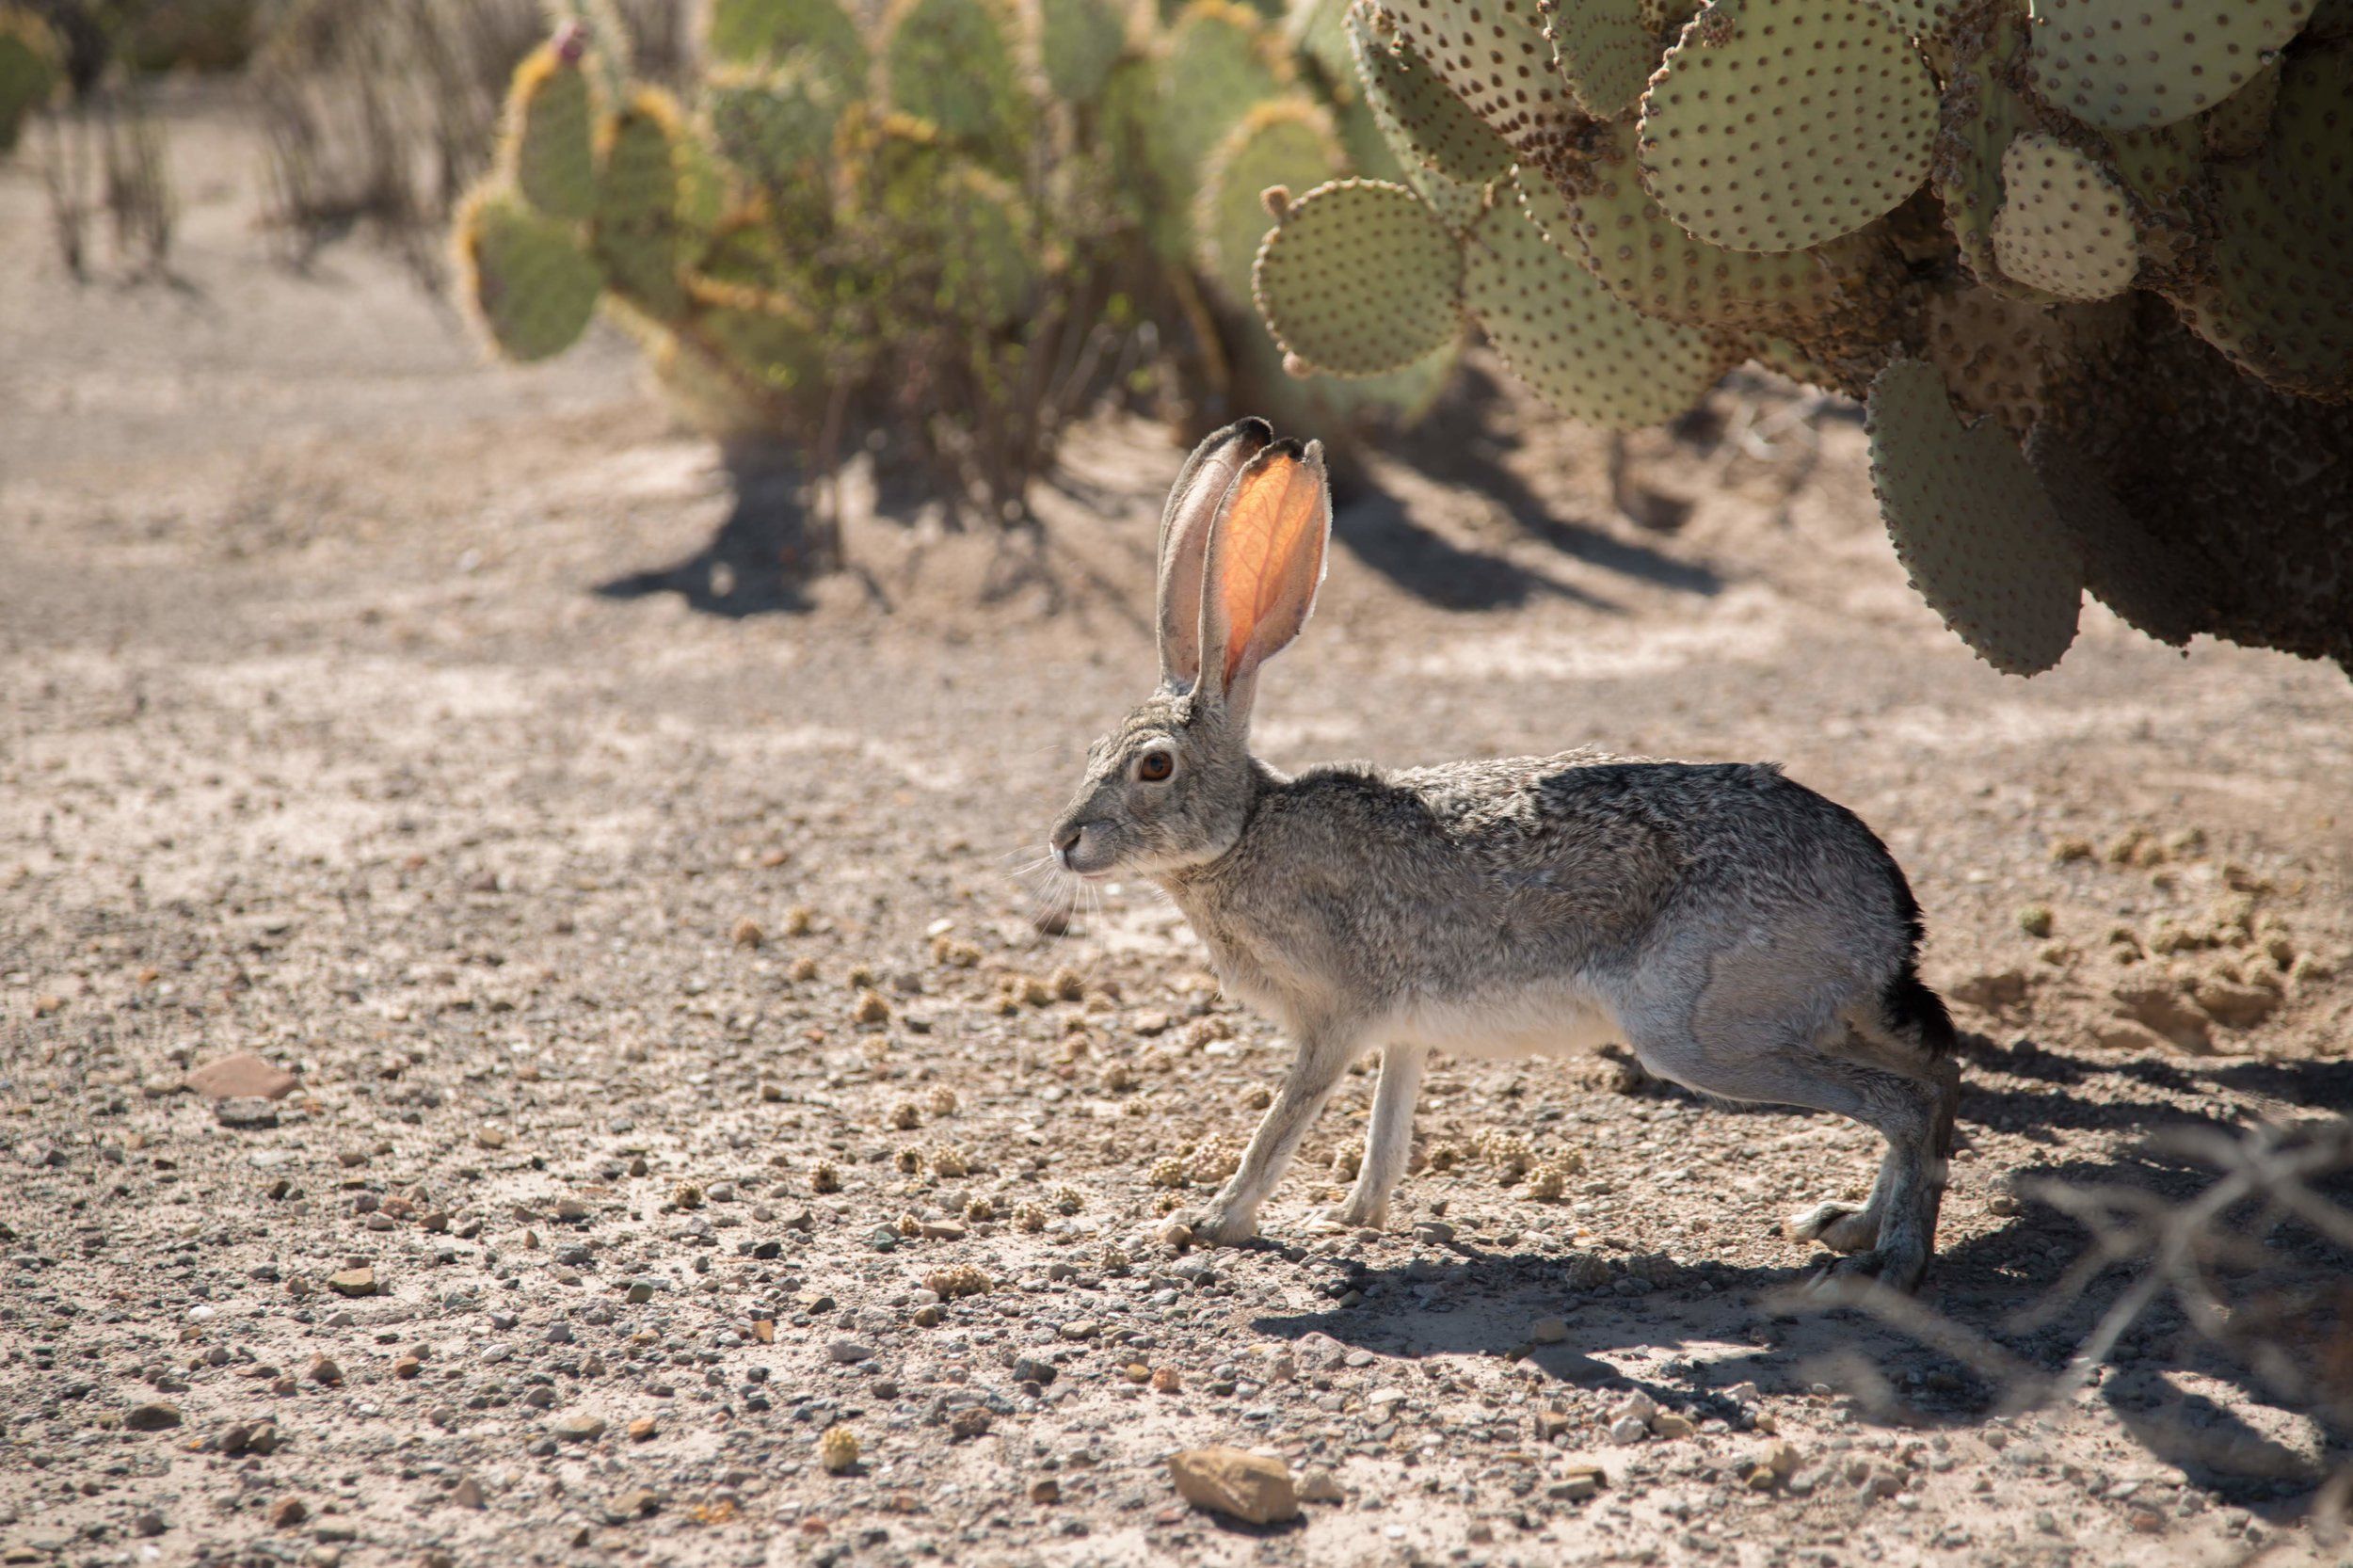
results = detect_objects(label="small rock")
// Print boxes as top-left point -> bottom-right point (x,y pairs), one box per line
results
1410,1220 -> 1455,1244
1612,1390 -> 1657,1425
1168,1447 -> 1299,1526
1651,1411 -> 1695,1439
124,1402 -> 183,1432
1058,1320 -> 1099,1341
1529,1316 -> 1568,1345
1029,1477 -> 1061,1504
307,1354 -> 343,1385
826,1340 -> 873,1365
731,918 -> 764,949
1608,1416 -> 1649,1446
392,1356 -> 421,1380
2113,982 -> 2213,1052
2195,978 -> 2280,1028
327,1267 -> 376,1299
132,1512 -> 167,1538
611,1487 -> 663,1519
627,1416 -> 658,1442
552,1414 -> 606,1442
1553,1464 -> 1606,1502
1533,1408 -> 1574,1441
1298,1467 -> 1344,1504
269,1498 -> 309,1528
186,1052 -> 298,1101
215,1096 -> 280,1128
451,1478 -> 484,1510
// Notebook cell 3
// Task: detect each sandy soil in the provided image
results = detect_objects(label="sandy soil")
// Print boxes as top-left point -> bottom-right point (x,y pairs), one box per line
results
6,103 -> 2353,1568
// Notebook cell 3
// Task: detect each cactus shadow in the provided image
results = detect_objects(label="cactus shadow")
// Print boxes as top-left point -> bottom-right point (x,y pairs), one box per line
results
594,448 -> 825,616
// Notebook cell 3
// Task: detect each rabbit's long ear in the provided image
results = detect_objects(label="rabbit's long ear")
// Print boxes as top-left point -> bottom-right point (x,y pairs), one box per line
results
1158,418 -> 1271,692
1195,438 -> 1330,725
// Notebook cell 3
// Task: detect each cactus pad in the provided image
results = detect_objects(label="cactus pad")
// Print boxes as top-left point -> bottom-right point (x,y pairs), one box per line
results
1378,0 -> 1586,172
2025,0 -> 2311,131
1345,2 -> 1511,189
704,0 -> 870,84
1552,120 -> 1868,333
706,62 -> 840,188
456,189 -> 604,363
1639,0 -> 1937,253
1463,189 -> 1734,429
2169,47 -> 2353,400
0,7 -> 60,156
1253,179 -> 1464,376
1196,100 -> 1344,308
1989,134 -> 2138,301
2025,426 -> 2211,648
595,94 -> 688,319
2199,59 -> 2280,159
507,44 -> 600,221
1870,0 -> 1966,40
1040,0 -> 1129,103
883,0 -> 1027,152
934,164 -> 1038,324
1539,0 -> 1657,119
1158,1 -> 1291,181
1865,358 -> 2081,675
1921,284 -> 2128,438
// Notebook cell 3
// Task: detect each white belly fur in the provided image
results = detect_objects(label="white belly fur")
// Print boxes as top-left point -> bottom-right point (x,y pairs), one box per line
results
1375,976 -> 1623,1062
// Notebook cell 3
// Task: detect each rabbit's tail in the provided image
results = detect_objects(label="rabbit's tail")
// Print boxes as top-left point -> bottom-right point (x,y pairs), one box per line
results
1880,872 -> 1957,1061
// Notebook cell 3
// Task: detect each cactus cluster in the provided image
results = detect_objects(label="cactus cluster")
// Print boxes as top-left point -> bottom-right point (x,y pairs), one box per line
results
456,0 -> 1442,527
0,5 -> 62,155
1251,0 -> 2353,675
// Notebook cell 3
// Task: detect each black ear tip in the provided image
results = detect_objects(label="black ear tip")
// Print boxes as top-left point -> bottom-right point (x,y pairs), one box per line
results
1229,416 -> 1274,445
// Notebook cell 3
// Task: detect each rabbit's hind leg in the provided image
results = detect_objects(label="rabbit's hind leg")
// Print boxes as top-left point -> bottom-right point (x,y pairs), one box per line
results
1328,1042 -> 1427,1231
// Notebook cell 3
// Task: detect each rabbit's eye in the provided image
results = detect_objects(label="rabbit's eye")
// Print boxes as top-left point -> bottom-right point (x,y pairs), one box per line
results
1136,750 -> 1174,783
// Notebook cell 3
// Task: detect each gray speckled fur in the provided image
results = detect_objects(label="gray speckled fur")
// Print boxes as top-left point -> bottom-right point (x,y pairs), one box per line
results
1049,427 -> 1960,1289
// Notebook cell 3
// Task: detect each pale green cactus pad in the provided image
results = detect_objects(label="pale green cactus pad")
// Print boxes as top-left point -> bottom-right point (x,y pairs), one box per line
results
508,46 -> 599,221
1346,1 -> 1511,188
1540,0 -> 1657,119
0,7 -> 60,156
706,62 -> 840,188
1865,358 -> 2082,675
883,0 -> 1027,151
2199,58 -> 2280,158
1640,0 -> 1700,35
1040,0 -> 1129,103
1870,0 -> 1966,41
1157,0 -> 1290,184
1552,121 -> 1865,332
1380,0 -> 1586,171
1990,133 -> 2138,301
1463,189 -> 1733,429
595,95 -> 687,319
704,0 -> 870,85
1931,5 -> 2057,303
456,189 -> 604,363
1639,0 -> 1937,253
696,302 -> 832,401
2099,120 -> 2201,274
2170,46 -> 2353,400
1253,179 -> 1464,376
2025,0 -> 2311,131
2025,426 -> 2211,648
1195,100 -> 1344,308
933,164 -> 1038,324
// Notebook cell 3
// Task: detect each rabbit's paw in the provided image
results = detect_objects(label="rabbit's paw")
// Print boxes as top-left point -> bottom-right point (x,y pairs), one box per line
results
1301,1205 -> 1381,1239
1784,1200 -> 1879,1255
1176,1204 -> 1260,1248
1811,1240 -> 1929,1296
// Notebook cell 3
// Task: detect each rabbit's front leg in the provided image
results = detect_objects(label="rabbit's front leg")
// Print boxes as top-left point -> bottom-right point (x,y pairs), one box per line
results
1330,1042 -> 1426,1230
1184,1029 -> 1357,1245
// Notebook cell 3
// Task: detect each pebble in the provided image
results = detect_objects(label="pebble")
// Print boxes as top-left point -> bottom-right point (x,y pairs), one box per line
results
1410,1220 -> 1455,1244
186,1052 -> 298,1100
1553,1464 -> 1606,1502
1058,1320 -> 1099,1340
1609,1416 -> 1649,1446
827,1340 -> 874,1364
307,1354 -> 343,1385
1029,1477 -> 1060,1504
1529,1317 -> 1568,1344
552,1414 -> 607,1442
124,1402 -> 183,1432
451,1479 -> 484,1510
1168,1448 -> 1300,1526
215,1096 -> 280,1128
269,1498 -> 309,1528
628,1416 -> 658,1441
1299,1467 -> 1345,1503
327,1267 -> 376,1298
132,1512 -> 167,1538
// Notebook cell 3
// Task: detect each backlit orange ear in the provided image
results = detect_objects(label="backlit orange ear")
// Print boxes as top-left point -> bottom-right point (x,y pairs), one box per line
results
1212,443 -> 1330,690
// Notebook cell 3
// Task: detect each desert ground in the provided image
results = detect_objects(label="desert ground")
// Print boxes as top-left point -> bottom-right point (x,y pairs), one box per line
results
5,104 -> 2353,1568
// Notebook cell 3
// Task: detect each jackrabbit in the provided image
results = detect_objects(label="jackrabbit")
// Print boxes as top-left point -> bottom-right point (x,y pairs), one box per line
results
1048,421 -> 1960,1289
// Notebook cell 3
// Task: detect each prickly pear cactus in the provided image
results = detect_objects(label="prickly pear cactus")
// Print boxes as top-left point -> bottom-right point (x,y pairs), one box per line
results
0,5 -> 60,157
1258,0 -> 2353,673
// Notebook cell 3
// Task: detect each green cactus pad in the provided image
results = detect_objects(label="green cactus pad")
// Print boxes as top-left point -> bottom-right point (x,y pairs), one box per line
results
1196,99 -> 1344,308
883,0 -> 1028,152
1869,0 -> 1965,40
1253,179 -> 1464,376
1639,0 -> 1938,253
1551,120 -> 1869,333
595,93 -> 687,319
1931,6 -> 2058,304
0,7 -> 61,156
1040,0 -> 1130,103
706,62 -> 840,189
704,0 -> 869,84
1989,133 -> 2138,301
934,164 -> 1039,324
1463,192 -> 1733,429
2169,46 -> 2353,401
2199,59 -> 2280,158
693,302 -> 831,404
1379,0 -> 1586,172
1540,0 -> 1657,119
2025,426 -> 2212,648
1865,358 -> 2081,675
506,44 -> 600,221
1345,2 -> 1511,188
2025,0 -> 2311,131
1158,0 -> 1290,178
2096,120 -> 2202,275
456,188 -> 604,363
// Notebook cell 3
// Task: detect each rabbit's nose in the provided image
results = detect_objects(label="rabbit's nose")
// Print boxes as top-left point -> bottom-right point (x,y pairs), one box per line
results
1050,822 -> 1083,859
